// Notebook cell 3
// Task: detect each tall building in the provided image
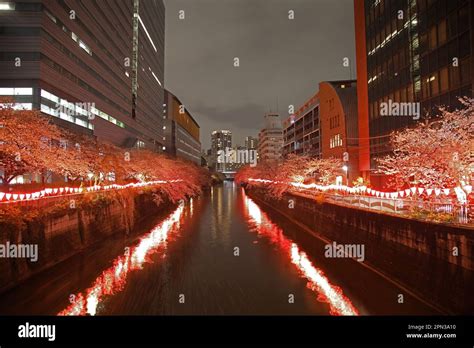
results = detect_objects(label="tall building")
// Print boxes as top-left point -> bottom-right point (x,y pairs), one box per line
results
163,89 -> 201,164
0,0 -> 165,150
355,0 -> 474,187
283,80 -> 359,181
258,113 -> 283,162
211,130 -> 232,171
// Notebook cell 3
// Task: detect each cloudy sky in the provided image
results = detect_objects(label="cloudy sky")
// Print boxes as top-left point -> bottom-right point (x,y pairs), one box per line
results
164,0 -> 356,150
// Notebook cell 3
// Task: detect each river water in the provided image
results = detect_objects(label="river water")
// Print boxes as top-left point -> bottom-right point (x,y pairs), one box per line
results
0,182 -> 438,315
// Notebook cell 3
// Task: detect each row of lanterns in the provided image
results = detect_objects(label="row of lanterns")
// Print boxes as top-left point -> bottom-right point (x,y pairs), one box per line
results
0,180 -> 181,203
248,178 -> 472,200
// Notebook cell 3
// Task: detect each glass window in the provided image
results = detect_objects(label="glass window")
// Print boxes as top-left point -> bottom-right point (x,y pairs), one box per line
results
10,103 -> 32,110
448,12 -> 457,38
440,67 -> 449,92
449,65 -> 460,88
422,78 -> 430,98
438,19 -> 447,45
0,87 -> 33,96
40,89 -> 59,103
0,88 -> 14,95
14,88 -> 32,95
459,5 -> 469,33
429,25 -> 437,49
420,32 -> 428,52
460,58 -> 470,85
459,32 -> 470,58
430,72 -> 439,96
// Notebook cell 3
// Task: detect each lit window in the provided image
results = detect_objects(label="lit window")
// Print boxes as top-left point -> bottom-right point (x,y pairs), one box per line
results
75,118 -> 88,127
0,2 -> 14,11
138,15 -> 157,52
60,112 -> 74,123
152,71 -> 162,86
45,10 -> 56,23
0,88 -> 14,95
15,88 -> 33,95
41,89 -> 59,103
1,103 -> 32,110
78,40 -> 92,55
0,87 -> 33,95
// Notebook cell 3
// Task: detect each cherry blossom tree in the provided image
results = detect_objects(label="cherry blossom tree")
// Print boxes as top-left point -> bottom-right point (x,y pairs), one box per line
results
236,155 -> 343,198
0,101 -> 211,202
0,102 -> 63,186
376,98 -> 473,192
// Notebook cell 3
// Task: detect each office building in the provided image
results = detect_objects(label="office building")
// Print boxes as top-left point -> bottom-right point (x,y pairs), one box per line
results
283,92 -> 321,158
355,0 -> 474,186
211,130 -> 232,172
163,89 -> 201,164
283,80 -> 359,181
0,0 -> 165,150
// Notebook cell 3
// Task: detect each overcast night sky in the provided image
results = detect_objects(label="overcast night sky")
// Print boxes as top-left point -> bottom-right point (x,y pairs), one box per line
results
164,0 -> 356,150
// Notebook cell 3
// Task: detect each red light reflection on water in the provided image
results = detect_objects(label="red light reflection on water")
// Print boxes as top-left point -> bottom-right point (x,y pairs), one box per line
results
243,192 -> 359,316
58,204 -> 185,316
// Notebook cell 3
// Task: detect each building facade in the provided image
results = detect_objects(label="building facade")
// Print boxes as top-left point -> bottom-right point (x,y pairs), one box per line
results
355,0 -> 474,187
210,130 -> 232,172
319,81 -> 359,183
283,80 -> 359,181
163,89 -> 201,164
283,93 -> 321,158
258,113 -> 283,162
0,0 -> 165,150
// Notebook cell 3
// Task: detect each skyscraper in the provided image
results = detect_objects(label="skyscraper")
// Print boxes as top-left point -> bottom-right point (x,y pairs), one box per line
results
355,0 -> 474,187
210,130 -> 232,171
0,0 -> 165,150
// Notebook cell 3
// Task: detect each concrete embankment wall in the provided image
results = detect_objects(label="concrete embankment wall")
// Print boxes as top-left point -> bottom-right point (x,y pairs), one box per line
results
246,188 -> 474,314
0,189 -> 176,293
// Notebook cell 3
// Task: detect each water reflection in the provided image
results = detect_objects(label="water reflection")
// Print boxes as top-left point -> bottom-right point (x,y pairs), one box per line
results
243,190 -> 359,316
58,203 -> 185,316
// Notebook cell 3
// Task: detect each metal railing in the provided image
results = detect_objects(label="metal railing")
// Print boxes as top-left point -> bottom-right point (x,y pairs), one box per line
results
293,188 -> 473,225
